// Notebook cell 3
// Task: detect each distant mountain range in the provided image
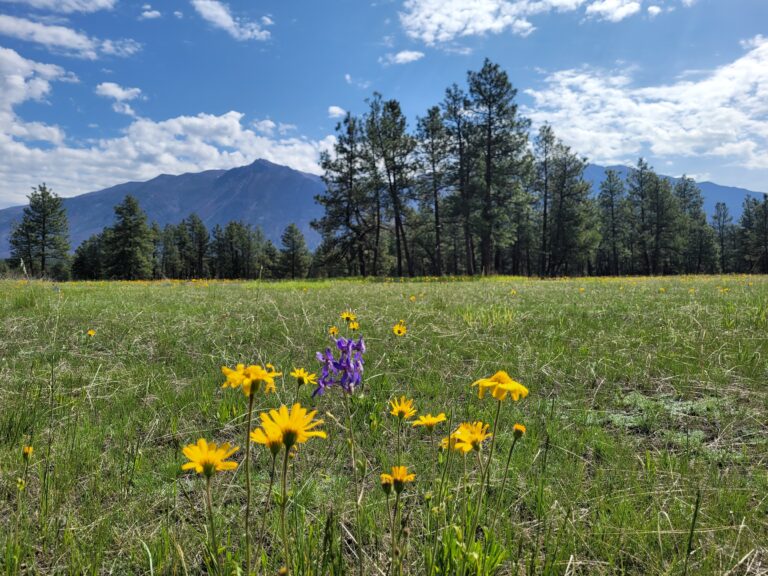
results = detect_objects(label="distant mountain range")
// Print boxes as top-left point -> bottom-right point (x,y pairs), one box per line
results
0,159 -> 764,258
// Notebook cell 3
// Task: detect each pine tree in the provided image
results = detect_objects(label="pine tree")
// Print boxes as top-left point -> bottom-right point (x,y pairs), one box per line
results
597,170 -> 627,275
71,232 -> 106,280
278,224 -> 311,279
9,183 -> 70,278
712,202 -> 733,272
104,195 -> 154,280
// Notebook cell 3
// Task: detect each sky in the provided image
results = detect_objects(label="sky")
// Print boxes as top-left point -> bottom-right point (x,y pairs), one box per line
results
0,0 -> 766,208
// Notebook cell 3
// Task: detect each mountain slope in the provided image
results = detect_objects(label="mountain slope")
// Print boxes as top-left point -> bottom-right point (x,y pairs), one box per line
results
0,159 -> 325,257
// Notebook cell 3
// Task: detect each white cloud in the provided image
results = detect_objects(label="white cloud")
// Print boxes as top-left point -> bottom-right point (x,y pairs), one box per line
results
585,0 -> 641,22
0,49 -> 333,207
344,73 -> 371,89
0,14 -> 141,59
174,10 -> 184,18
253,118 -> 276,135
140,9 -> 162,20
647,5 -> 661,17
380,50 -> 425,65
524,35 -> 768,170
0,0 -> 116,13
95,82 -> 143,115
328,106 -> 346,119
190,0 -> 270,41
261,15 -> 274,26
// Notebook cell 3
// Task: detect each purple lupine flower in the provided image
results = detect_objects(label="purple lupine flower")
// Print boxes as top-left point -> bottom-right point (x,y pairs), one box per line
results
313,336 -> 365,397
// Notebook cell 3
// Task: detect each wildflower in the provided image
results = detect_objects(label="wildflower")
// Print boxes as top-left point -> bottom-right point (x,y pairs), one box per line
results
314,336 -> 366,396
472,371 -> 529,402
392,321 -> 407,337
412,413 -> 446,431
250,425 -> 284,456
256,403 -> 326,450
658,287 -> 666,294
380,473 -> 393,495
182,439 -> 239,478
440,435 -> 462,453
380,466 -> 415,494
389,396 -> 417,420
513,423 -> 526,439
329,325 -> 339,337
341,310 -> 357,323
221,363 -> 282,396
87,329 -> 96,337
510,289 -> 517,296
451,422 -> 492,453
290,368 -> 317,387
579,287 -> 585,293
22,445 -> 33,461
409,295 -> 417,302
689,288 -> 696,294
349,320 -> 360,331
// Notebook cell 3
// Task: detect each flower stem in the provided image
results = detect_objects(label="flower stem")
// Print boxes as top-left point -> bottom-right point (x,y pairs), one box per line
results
391,492 -> 401,576
280,448 -> 291,571
396,417 -> 402,466
255,454 -> 277,576
205,476 -> 218,564
344,393 -> 364,576
244,392 -> 254,575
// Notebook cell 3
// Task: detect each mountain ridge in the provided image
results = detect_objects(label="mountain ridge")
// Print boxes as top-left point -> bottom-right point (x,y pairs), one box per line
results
0,160 -> 764,258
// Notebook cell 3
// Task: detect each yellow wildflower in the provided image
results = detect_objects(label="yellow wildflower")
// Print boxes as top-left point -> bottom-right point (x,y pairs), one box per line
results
451,421 -> 492,453
87,329 -> 96,337
221,363 -> 282,397
340,310 -> 357,323
389,396 -> 417,420
380,465 -> 415,494
513,423 -> 526,439
22,445 -> 33,462
290,368 -> 317,387
412,413 -> 447,431
329,325 -> 339,337
392,321 -> 407,337
471,371 -> 529,402
348,320 -> 360,331
250,424 -> 284,456
256,403 -> 326,449
182,439 -> 239,478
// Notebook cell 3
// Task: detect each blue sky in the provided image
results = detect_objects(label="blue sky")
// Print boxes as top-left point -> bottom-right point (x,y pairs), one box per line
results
0,0 -> 766,208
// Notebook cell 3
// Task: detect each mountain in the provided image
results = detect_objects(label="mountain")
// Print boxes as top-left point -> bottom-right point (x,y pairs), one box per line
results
0,159 -> 325,258
583,164 -> 764,218
0,159 -> 764,259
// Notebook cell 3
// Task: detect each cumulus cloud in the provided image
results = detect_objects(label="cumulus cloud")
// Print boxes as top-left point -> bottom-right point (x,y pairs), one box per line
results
328,105 -> 346,119
344,73 -> 371,89
585,0 -> 641,22
0,49 -> 332,207
95,82 -> 143,116
0,14 -> 141,59
380,50 -> 425,65
140,6 -> 162,20
399,0 -> 695,43
524,35 -> 768,170
0,0 -> 116,13
190,0 -> 270,41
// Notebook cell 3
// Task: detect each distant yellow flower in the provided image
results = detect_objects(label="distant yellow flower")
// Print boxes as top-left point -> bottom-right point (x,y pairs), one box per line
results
579,287 -> 586,293
348,320 -> 360,331
451,421 -> 492,453
658,287 -> 666,294
472,371 -> 529,402
412,413 -> 447,431
250,424 -> 284,456
341,310 -> 357,323
380,465 -> 415,494
256,403 -> 326,450
392,321 -> 407,337
513,423 -> 526,439
22,445 -> 33,461
290,368 -> 317,387
182,438 -> 239,477
87,329 -> 96,337
329,325 -> 339,337
221,363 -> 282,396
389,396 -> 417,420
510,289 -> 517,296
409,295 -> 417,302
689,288 -> 696,294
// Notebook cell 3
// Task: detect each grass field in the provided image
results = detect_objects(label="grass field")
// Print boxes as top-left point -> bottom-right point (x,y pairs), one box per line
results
1,276 -> 767,575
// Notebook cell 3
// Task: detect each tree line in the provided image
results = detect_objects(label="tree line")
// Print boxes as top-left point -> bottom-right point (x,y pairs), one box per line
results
6,189 -> 312,281
4,59 -> 768,280
312,58 -> 768,277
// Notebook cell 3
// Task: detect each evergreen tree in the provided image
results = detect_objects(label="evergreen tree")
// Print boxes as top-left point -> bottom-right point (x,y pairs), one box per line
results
597,170 -> 628,275
278,224 -> 311,279
71,232 -> 106,280
104,195 -> 154,280
712,202 -> 734,272
9,183 -> 70,278
674,177 -> 718,273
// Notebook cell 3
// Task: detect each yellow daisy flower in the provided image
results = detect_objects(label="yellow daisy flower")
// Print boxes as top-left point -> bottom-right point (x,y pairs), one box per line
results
22,445 -> 33,461
449,421 -> 492,453
389,396 -> 417,420
392,321 -> 407,337
380,465 -> 416,494
290,368 -> 317,387
329,325 -> 339,337
87,329 -> 96,337
412,413 -> 447,431
340,310 -> 357,323
513,423 -> 526,438
471,371 -> 529,402
256,403 -> 326,449
182,439 -> 239,478
250,424 -> 284,456
348,320 -> 360,331
221,363 -> 282,397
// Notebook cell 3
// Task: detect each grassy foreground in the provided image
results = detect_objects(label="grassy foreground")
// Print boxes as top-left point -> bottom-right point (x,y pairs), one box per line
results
1,275 -> 766,575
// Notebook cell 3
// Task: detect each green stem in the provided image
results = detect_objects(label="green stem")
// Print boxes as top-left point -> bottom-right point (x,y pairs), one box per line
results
280,448 -> 291,571
396,418 -> 402,466
205,476 -> 218,563
254,454 -> 277,576
482,436 -> 519,574
344,394 -> 364,576
391,492 -> 401,576
244,393 -> 254,575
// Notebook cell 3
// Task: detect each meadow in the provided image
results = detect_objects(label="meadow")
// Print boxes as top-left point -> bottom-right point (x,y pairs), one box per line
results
1,275 -> 766,575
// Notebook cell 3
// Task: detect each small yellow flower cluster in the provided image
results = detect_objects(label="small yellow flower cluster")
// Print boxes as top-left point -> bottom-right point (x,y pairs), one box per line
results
221,363 -> 282,397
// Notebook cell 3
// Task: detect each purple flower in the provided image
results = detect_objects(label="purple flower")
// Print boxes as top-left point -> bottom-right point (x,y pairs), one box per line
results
313,336 -> 365,397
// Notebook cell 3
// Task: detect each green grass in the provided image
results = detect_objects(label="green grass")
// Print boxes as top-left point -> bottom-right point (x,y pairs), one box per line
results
1,275 -> 766,575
